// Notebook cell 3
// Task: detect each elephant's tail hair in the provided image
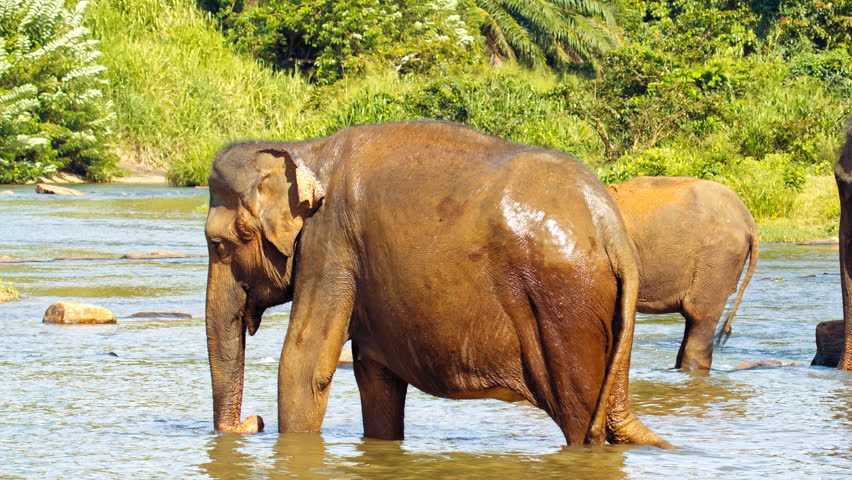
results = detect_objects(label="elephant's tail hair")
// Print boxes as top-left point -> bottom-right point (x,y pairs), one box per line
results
715,230 -> 759,348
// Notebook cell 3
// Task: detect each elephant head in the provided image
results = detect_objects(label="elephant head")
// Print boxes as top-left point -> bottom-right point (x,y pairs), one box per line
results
204,145 -> 324,433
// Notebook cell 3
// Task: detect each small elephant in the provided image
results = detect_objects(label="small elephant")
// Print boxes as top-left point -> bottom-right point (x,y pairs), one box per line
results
608,176 -> 758,370
834,126 -> 852,370
204,121 -> 668,447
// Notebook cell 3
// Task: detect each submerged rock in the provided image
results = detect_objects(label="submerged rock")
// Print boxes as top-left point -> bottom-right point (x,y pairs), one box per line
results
129,311 -> 192,319
0,286 -> 19,304
797,238 -> 839,246
735,359 -> 796,370
53,255 -> 113,261
35,184 -> 86,196
121,251 -> 190,259
43,301 -> 116,324
812,320 -> 844,367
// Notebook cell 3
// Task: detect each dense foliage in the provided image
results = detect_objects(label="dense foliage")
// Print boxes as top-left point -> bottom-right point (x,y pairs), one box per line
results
2,0 -> 845,239
0,0 -> 117,182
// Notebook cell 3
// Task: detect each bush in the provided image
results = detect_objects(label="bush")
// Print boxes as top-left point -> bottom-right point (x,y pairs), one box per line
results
0,0 -> 117,183
787,49 -> 852,95
728,73 -> 849,166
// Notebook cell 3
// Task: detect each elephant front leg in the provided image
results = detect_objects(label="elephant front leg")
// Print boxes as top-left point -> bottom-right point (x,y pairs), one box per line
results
277,276 -> 354,433
352,345 -> 408,440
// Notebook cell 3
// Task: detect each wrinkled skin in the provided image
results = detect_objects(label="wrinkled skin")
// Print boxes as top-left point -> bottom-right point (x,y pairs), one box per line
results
205,121 -> 669,447
608,177 -> 758,370
834,127 -> 852,370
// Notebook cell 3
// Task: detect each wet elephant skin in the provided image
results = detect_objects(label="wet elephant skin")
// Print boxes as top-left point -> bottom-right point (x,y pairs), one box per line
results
203,121 -> 669,447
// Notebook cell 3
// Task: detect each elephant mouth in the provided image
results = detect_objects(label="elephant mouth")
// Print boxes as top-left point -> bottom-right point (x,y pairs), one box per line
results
240,285 -> 266,336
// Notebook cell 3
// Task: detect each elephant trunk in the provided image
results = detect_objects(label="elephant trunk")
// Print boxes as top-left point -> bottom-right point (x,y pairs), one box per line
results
206,261 -> 264,433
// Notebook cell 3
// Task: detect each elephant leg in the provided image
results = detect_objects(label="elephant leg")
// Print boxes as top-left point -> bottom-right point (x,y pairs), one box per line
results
676,300 -> 726,370
352,345 -> 408,440
545,323 -> 607,445
514,287 -> 608,445
277,271 -> 354,433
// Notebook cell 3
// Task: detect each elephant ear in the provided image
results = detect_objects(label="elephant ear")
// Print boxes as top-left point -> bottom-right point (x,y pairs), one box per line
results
251,148 -> 324,257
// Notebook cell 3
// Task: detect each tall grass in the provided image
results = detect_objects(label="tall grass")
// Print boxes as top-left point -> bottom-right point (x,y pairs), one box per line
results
86,0 -> 313,185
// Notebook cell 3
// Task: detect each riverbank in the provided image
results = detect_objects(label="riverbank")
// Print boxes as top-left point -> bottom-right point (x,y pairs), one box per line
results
111,158 -> 168,185
8,159 -> 839,243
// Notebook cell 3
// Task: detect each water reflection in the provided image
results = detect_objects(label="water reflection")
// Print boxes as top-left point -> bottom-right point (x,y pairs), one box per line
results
202,433 -> 631,479
3,186 -> 852,478
632,372 -> 751,418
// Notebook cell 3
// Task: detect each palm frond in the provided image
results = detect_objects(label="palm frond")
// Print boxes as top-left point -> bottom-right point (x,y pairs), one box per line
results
474,0 -> 617,68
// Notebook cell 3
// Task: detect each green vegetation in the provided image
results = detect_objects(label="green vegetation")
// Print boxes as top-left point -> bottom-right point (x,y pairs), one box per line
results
0,0 -> 117,182
2,0 -> 851,241
471,0 -> 619,67
215,0 -> 479,84
0,280 -> 19,303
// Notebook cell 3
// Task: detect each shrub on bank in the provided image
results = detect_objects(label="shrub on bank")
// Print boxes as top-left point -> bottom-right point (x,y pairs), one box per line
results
0,0 -> 117,183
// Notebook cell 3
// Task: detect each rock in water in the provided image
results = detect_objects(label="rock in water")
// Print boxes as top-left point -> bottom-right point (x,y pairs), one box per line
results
734,359 -> 796,370
812,320 -> 844,367
35,184 -> 86,196
43,301 -> 116,324
121,251 -> 189,259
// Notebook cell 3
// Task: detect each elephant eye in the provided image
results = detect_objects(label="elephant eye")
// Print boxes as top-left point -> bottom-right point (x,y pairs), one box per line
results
209,238 -> 229,259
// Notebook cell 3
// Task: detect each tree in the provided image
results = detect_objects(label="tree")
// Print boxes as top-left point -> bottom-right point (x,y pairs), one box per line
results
473,0 -> 620,67
218,0 -> 480,84
0,0 -> 117,182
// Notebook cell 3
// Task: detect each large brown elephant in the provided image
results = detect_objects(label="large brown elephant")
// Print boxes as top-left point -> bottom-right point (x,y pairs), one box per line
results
608,176 -> 758,370
834,126 -> 852,370
204,121 -> 669,447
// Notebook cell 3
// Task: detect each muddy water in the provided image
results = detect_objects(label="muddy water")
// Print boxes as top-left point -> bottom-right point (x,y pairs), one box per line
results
0,185 -> 849,479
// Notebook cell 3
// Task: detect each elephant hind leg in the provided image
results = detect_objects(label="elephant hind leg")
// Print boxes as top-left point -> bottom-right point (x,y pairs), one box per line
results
514,286 -> 610,445
676,298 -> 727,370
353,345 -> 408,440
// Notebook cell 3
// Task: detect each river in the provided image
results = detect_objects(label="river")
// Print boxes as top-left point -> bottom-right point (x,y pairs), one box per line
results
0,184 -> 849,479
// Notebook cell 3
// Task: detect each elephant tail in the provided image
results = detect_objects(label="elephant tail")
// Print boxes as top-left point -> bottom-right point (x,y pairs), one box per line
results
586,242 -> 637,442
586,237 -> 671,448
715,229 -> 759,348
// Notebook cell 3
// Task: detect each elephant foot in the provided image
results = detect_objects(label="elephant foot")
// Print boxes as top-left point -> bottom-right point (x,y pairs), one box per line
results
218,415 -> 265,434
607,410 -> 673,449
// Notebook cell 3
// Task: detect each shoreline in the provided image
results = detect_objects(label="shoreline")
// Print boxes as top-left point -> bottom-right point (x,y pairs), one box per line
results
2,161 -> 839,245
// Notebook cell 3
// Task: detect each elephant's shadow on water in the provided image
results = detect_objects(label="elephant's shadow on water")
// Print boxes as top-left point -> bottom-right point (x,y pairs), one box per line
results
199,432 -> 632,479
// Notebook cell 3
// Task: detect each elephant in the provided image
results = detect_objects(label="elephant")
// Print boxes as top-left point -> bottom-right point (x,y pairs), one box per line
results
607,176 -> 758,370
204,121 -> 669,447
834,126 -> 852,370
